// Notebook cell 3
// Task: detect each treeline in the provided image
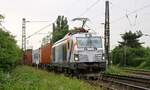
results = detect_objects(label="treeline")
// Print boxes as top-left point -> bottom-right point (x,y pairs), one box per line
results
111,31 -> 150,70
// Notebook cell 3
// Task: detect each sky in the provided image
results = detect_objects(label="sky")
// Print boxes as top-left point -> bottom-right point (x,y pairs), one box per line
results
0,0 -> 150,50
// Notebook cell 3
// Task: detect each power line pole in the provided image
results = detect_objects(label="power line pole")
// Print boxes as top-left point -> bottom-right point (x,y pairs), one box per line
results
22,18 -> 26,64
22,18 -> 26,51
124,40 -> 127,67
104,1 -> 111,66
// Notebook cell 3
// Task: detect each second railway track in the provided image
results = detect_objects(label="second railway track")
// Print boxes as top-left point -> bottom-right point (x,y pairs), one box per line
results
123,68 -> 150,77
80,73 -> 150,90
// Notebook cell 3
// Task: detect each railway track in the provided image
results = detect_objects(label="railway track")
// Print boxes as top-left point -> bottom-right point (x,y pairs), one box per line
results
123,68 -> 150,76
102,73 -> 150,90
80,73 -> 150,90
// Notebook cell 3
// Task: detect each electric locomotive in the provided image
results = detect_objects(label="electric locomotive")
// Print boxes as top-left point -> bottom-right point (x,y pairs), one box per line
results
51,28 -> 106,74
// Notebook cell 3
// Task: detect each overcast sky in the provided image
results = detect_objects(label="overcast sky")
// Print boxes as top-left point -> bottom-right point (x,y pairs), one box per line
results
0,0 -> 150,49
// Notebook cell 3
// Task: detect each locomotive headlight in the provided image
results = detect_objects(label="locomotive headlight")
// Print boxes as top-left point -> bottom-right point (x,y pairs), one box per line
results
75,57 -> 79,61
74,54 -> 79,61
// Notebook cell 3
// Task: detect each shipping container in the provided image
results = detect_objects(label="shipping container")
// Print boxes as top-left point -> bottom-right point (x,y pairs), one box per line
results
41,43 -> 52,64
32,48 -> 40,65
24,49 -> 32,65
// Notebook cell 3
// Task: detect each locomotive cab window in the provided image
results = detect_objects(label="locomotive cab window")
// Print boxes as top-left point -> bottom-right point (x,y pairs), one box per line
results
77,37 -> 102,48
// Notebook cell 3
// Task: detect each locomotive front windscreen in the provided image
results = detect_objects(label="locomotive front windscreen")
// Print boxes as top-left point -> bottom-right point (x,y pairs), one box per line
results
77,37 -> 102,48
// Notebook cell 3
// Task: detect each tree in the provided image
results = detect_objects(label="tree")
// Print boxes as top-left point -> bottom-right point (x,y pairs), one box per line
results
111,31 -> 147,67
52,16 -> 69,43
118,31 -> 143,48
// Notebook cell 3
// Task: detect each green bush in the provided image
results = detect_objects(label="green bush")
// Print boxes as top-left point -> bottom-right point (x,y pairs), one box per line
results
0,29 -> 22,72
0,70 -> 7,89
111,47 -> 149,67
128,57 -> 145,67
111,47 -> 124,65
138,56 -> 150,70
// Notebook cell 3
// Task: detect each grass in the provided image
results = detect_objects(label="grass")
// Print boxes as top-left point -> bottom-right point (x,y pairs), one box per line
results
105,65 -> 128,75
105,65 -> 150,76
1,65 -> 101,90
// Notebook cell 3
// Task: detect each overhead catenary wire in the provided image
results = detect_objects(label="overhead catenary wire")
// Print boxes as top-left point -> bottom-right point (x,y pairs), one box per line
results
57,0 -> 102,32
111,2 -> 150,24
79,0 -> 102,17
109,1 -> 130,12
26,21 -> 51,23
134,14 -> 141,31
125,13 -> 139,31
126,14 -> 132,28
26,23 -> 53,39
133,14 -> 138,27
72,0 -> 102,32
110,1 -> 140,31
